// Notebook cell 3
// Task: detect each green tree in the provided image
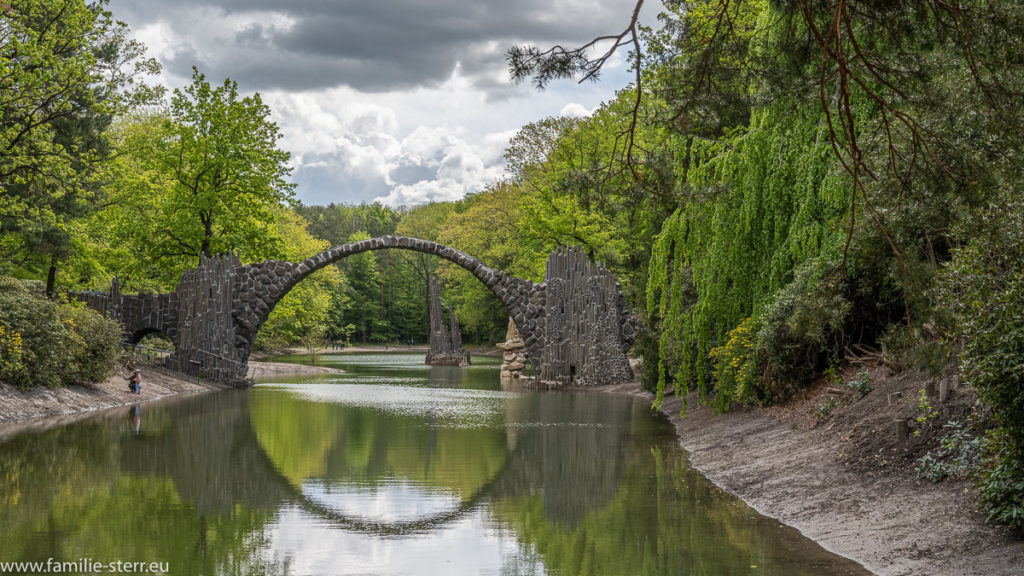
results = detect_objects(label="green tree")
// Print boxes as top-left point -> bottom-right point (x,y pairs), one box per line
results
296,202 -> 398,246
0,0 -> 161,291
141,68 -> 295,265
509,96 -> 678,304
254,207 -> 342,348
337,231 -> 383,342
394,202 -> 455,342
436,183 -> 527,342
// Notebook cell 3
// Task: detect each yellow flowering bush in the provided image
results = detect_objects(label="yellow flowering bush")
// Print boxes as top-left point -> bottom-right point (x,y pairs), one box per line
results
0,324 -> 27,385
709,317 -> 759,412
0,278 -> 122,388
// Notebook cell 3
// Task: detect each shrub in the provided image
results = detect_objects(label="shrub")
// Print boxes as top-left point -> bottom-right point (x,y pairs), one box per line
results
879,323 -> 955,375
709,317 -> 759,412
0,289 -> 70,388
0,278 -> 122,388
915,421 -> 982,483
754,259 -> 850,404
59,302 -> 122,384
847,371 -> 872,397
636,321 -> 662,394
0,323 -> 25,384
938,201 -> 1024,528
138,333 -> 174,351
980,433 -> 1024,528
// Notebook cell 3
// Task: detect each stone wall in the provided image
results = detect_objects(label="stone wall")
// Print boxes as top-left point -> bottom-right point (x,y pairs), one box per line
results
165,253 -> 249,383
69,277 -> 177,343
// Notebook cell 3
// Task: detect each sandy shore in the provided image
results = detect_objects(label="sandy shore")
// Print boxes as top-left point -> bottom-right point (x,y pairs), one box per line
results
248,359 -> 345,375
0,366 -> 227,439
0,357 -> 344,437
600,380 -> 1024,576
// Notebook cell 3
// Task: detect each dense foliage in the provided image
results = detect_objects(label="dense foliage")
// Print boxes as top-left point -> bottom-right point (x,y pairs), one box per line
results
647,104 -> 849,410
0,0 -> 161,293
0,277 -> 121,388
939,203 -> 1024,528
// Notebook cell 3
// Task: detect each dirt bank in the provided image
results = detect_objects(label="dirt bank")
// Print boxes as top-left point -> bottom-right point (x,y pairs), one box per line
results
0,357 -> 346,433
0,366 -> 226,439
248,360 -> 344,376
604,372 -> 1024,576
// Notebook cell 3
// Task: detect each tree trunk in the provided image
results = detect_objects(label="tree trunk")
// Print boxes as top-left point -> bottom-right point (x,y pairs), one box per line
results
46,255 -> 57,298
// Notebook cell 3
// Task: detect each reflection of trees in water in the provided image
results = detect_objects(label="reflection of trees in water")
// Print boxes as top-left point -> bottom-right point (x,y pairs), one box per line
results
0,384 -> 867,576
497,391 -> 646,528
249,387 -> 508,500
0,419 -> 121,553
120,390 -> 294,515
426,358 -> 503,390
0,395 -> 283,575
491,396 -> 872,576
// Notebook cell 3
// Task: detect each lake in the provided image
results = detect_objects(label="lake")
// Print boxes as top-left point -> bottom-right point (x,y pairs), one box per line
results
0,352 -> 870,575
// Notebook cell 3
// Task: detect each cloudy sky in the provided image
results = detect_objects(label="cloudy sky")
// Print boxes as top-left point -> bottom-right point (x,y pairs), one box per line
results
107,0 -> 655,207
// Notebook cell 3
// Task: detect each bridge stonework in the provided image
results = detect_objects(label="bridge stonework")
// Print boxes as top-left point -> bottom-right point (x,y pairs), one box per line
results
77,236 -> 637,386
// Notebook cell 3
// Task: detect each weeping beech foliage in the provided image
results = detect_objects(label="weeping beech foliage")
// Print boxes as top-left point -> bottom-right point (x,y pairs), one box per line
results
647,104 -> 849,408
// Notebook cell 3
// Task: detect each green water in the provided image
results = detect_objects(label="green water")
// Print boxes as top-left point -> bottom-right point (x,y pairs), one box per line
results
0,352 -> 870,575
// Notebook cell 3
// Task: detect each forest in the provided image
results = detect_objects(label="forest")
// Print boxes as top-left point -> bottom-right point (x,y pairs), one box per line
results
2,0 -> 1024,528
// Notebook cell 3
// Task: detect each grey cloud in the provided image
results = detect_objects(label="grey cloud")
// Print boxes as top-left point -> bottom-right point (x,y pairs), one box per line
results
293,155 -> 390,205
389,163 -> 435,186
110,0 -> 640,95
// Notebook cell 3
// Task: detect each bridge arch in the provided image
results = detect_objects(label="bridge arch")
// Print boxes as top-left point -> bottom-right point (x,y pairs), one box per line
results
232,236 -> 546,370
127,327 -> 171,346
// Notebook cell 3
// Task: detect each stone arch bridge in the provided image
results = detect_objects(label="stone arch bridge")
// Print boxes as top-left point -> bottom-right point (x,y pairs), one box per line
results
75,236 -> 637,387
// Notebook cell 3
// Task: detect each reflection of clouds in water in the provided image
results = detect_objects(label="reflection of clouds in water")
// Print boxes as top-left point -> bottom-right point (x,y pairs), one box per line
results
262,383 -> 519,427
302,479 -> 460,523
329,375 -> 424,386
327,353 -> 433,368
503,422 -> 607,428
265,506 -> 545,576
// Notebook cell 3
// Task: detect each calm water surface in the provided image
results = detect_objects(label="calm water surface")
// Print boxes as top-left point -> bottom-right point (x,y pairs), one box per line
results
0,352 -> 871,575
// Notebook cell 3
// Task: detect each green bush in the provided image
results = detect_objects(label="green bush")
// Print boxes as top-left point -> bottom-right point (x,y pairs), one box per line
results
980,433 -> 1024,528
60,302 -> 122,384
138,333 -> 174,351
939,202 -> 1024,528
0,278 -> 122,388
847,371 -> 872,397
915,421 -> 982,483
754,259 -> 850,404
635,321 -> 662,394
0,290 -> 70,388
879,324 -> 955,376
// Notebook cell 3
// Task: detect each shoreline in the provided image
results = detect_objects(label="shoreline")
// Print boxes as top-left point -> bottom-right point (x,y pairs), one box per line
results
0,359 -> 345,436
0,365 -> 227,440
251,344 -> 503,358
599,380 -> 1024,576
0,347 -> 489,433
